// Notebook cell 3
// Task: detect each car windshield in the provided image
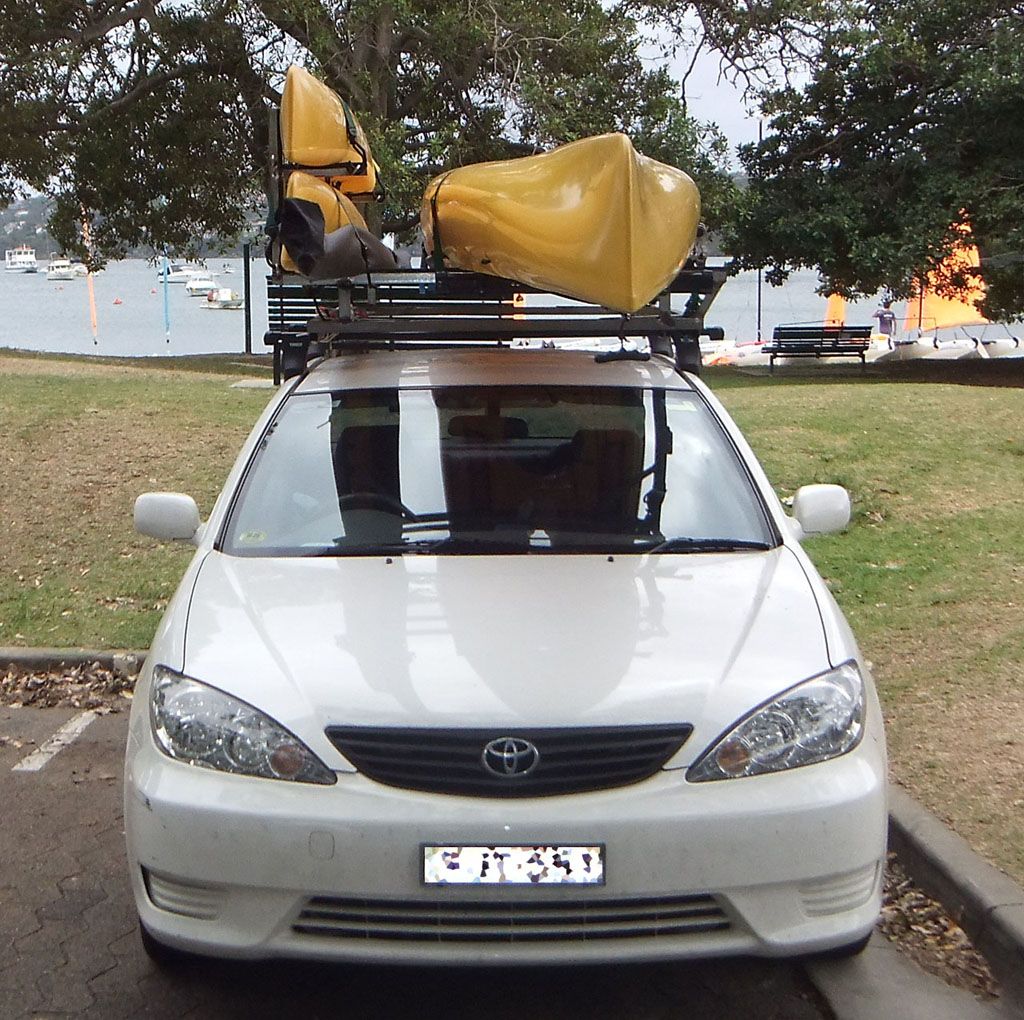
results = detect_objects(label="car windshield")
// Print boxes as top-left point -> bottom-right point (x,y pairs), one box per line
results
221,385 -> 774,556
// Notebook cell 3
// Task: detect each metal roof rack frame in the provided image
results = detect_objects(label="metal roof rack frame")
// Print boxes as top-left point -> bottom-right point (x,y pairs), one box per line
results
264,261 -> 729,383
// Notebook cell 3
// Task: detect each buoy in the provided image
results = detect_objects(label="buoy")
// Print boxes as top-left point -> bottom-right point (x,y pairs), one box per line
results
150,288 -> 157,294
113,297 -> 123,305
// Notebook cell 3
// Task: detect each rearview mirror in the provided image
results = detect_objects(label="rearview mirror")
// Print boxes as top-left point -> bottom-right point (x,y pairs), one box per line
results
791,484 -> 850,538
134,492 -> 201,543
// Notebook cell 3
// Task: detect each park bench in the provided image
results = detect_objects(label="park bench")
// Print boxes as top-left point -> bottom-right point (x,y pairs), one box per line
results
764,324 -> 873,371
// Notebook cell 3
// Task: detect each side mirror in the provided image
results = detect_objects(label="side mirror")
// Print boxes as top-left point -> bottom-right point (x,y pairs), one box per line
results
791,484 -> 851,537
134,492 -> 201,543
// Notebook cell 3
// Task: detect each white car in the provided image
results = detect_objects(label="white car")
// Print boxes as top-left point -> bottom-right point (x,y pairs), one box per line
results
126,347 -> 887,965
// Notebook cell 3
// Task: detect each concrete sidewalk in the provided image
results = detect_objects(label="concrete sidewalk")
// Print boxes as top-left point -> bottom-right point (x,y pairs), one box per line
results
809,933 -> 1018,1020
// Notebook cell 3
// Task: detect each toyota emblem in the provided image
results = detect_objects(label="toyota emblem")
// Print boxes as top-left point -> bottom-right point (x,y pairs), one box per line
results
481,737 -> 540,777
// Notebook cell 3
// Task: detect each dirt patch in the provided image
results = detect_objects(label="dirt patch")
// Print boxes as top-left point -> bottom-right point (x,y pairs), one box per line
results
1,662 -> 134,713
732,359 -> 1024,389
0,353 -> 226,383
0,351 -> 270,382
875,359 -> 1024,389
881,853 -> 999,1001
885,680 -> 1024,880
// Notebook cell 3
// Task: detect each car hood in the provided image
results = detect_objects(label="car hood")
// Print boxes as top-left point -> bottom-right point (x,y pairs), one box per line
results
182,548 -> 832,766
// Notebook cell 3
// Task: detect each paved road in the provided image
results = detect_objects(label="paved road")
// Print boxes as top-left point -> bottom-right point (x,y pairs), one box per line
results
0,706 -> 834,1019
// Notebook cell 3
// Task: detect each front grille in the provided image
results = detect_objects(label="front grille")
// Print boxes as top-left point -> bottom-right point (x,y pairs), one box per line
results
324,725 -> 692,797
293,894 -> 730,943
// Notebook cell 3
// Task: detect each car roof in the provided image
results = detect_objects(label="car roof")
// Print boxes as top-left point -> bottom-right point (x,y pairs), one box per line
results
293,347 -> 695,393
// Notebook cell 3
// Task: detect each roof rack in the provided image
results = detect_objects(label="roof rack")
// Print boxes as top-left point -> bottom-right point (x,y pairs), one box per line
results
264,261 -> 729,383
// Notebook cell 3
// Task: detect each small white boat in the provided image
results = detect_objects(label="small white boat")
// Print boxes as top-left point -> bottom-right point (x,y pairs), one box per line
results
71,261 -> 89,277
46,257 -> 77,281
202,287 -> 243,309
5,246 -> 38,273
158,262 -> 196,284
184,273 -> 218,296
703,340 -> 771,367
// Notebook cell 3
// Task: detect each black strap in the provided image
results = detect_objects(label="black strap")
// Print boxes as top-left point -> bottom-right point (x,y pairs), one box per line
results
428,172 -> 455,273
339,98 -> 367,171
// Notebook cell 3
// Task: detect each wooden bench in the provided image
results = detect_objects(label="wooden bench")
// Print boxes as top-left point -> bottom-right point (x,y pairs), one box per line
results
764,325 -> 873,371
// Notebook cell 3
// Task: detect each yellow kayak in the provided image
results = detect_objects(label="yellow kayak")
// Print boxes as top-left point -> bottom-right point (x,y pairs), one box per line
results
280,172 -> 366,274
421,134 -> 701,313
280,65 -> 379,200
279,171 -> 396,278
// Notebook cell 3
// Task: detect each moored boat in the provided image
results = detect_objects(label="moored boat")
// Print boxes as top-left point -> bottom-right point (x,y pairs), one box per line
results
184,272 -> 218,296
421,133 -> 701,314
202,287 -> 243,310
158,262 -> 195,284
5,246 -> 38,273
46,256 -> 77,281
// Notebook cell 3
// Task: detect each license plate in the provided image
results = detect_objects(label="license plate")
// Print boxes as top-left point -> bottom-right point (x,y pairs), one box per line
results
422,844 -> 604,885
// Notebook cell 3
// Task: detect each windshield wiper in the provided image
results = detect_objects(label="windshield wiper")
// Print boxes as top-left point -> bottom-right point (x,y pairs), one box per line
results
303,536 -> 530,557
424,535 -> 533,554
642,537 -> 773,554
302,542 -> 411,557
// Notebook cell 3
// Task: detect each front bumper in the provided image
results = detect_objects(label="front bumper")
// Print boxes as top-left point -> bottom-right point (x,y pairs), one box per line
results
124,725 -> 887,964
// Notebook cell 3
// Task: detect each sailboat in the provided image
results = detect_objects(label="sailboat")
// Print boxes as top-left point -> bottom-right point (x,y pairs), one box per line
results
823,293 -> 845,326
913,239 -> 1022,357
881,226 -> 992,360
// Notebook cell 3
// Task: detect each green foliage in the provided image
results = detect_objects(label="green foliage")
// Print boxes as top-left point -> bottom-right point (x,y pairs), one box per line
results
0,0 -> 744,259
728,0 -> 1024,318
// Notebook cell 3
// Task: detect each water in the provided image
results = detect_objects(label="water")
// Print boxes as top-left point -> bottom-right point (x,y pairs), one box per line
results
0,258 -> 269,358
0,258 -> 887,357
701,263 -> 885,343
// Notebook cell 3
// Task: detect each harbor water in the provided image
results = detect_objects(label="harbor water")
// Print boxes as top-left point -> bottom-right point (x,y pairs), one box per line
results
0,258 -> 889,358
0,259 -> 270,358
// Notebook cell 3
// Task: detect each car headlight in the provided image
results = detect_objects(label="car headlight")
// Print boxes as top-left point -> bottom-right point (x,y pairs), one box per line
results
150,665 -> 336,784
687,661 -> 865,782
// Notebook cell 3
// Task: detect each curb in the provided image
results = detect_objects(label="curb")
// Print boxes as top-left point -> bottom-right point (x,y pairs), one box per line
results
2,649 -> 1023,1001
888,784 -> 1024,1002
0,647 -> 146,677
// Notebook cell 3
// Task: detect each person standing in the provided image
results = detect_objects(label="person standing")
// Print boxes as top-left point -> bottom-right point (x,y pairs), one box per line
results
873,299 -> 897,338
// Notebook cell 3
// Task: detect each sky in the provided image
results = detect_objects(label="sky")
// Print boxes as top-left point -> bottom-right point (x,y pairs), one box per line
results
677,49 -> 763,152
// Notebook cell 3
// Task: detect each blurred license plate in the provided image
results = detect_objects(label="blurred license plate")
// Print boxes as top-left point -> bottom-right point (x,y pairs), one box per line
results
423,844 -> 604,885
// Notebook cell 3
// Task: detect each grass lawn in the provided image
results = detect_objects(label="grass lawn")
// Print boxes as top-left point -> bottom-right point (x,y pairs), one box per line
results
1,353 -> 1022,886
0,354 -> 270,649
707,365 -> 1024,886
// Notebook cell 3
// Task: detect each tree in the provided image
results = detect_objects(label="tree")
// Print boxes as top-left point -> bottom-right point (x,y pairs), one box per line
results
728,0 -> 1024,320
0,0 -> 766,263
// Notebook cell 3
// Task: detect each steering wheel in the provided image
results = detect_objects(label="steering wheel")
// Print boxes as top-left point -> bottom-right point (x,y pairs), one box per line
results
337,491 -> 413,519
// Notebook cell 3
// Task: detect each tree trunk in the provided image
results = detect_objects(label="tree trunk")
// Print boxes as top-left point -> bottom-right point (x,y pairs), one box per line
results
364,202 -> 383,238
